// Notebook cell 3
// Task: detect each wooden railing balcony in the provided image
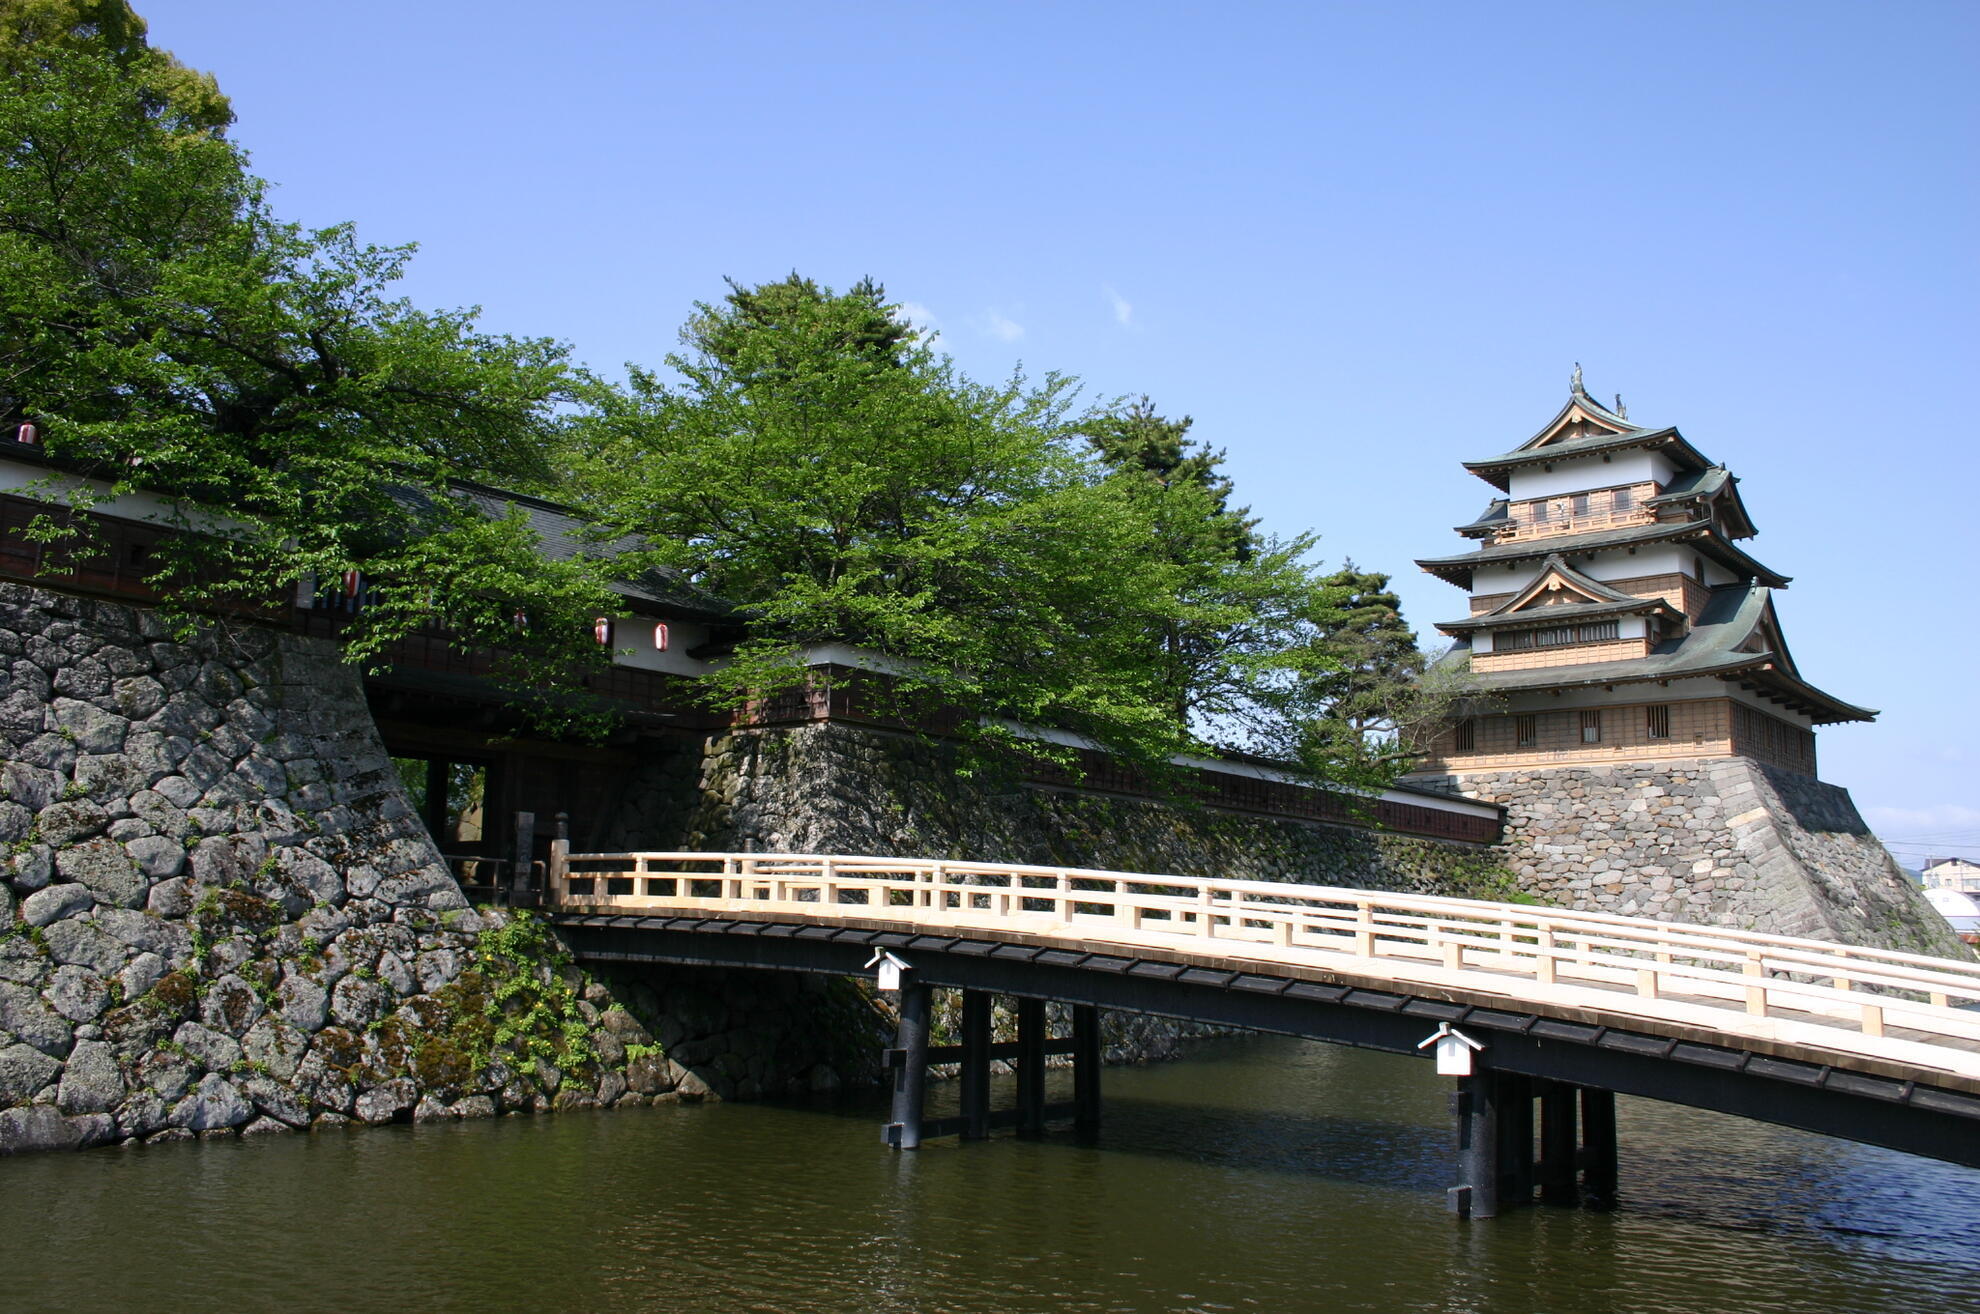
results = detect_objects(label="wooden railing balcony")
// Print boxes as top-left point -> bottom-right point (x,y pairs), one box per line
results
1491,504 -> 1657,543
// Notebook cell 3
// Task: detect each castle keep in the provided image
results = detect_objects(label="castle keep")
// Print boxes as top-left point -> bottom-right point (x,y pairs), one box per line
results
1412,369 -> 1868,775
1403,375 -> 1959,953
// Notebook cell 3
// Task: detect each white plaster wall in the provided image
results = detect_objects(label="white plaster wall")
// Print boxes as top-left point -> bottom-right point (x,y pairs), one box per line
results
1506,451 -> 1673,500
606,616 -> 714,675
0,454 -> 246,533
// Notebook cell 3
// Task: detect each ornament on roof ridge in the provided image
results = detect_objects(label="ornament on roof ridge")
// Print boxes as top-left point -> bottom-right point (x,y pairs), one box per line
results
1571,362 -> 1585,395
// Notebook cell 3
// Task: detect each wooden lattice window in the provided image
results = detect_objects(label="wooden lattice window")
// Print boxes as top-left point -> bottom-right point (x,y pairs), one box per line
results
1581,709 -> 1602,743
1515,714 -> 1537,748
1645,704 -> 1670,740
1497,620 -> 1621,651
1454,718 -> 1476,752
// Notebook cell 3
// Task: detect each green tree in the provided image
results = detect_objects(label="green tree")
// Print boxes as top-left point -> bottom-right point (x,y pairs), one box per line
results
1,0 -> 231,131
573,277 -> 1211,769
1,42 -> 620,695
1281,565 -> 1473,777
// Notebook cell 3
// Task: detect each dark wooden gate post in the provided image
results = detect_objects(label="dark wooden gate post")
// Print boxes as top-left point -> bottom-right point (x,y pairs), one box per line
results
1451,1069 -> 1501,1219
1072,1003 -> 1101,1141
1540,1081 -> 1580,1206
1580,1086 -> 1619,1210
511,811 -> 535,906
1016,996 -> 1046,1137
886,980 -> 931,1150
960,990 -> 993,1141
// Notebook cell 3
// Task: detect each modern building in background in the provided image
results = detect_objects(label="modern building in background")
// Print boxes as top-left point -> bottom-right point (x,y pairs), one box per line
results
1923,857 -> 1980,893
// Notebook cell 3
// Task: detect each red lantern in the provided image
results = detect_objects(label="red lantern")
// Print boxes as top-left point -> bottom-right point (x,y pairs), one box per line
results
653,622 -> 670,652
342,569 -> 361,598
512,608 -> 528,634
15,422 -> 39,446
593,616 -> 614,646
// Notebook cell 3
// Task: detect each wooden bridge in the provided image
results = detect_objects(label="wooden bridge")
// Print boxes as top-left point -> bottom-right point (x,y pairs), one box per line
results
543,849 -> 1980,1218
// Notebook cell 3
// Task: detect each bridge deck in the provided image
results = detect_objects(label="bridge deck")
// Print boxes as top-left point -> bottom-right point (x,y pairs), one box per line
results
550,852 -> 1980,1093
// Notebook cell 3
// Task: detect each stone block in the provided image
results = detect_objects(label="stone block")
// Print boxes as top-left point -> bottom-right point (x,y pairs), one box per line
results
172,1021 -> 243,1073
44,917 -> 127,975
55,838 -> 145,908
0,1104 -> 84,1155
55,1039 -> 126,1113
22,882 -> 92,927
171,1073 -> 251,1131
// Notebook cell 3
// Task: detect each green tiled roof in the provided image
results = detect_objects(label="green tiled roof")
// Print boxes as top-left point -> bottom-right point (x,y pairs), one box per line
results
1432,584 -> 1874,724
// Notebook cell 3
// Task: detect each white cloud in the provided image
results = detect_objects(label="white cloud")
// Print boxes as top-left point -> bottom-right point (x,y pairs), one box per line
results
897,301 -> 941,340
984,310 -> 1025,342
1105,285 -> 1134,328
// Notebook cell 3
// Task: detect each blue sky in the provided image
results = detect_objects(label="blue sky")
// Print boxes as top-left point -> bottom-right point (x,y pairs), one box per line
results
137,2 -> 1979,863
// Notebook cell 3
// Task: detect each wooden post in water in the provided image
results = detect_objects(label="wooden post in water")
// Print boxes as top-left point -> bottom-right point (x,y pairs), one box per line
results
1539,1081 -> 1580,1206
1016,997 -> 1046,1137
1072,1003 -> 1101,1141
1450,1069 -> 1501,1219
960,990 -> 993,1141
886,980 -> 931,1149
1580,1086 -> 1619,1210
1496,1072 -> 1534,1208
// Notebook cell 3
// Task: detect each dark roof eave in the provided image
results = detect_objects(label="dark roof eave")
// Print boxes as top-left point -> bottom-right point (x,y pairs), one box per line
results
1467,655 -> 1876,724
1417,521 -> 1790,590
1462,428 -> 1715,491
1434,596 -> 1680,635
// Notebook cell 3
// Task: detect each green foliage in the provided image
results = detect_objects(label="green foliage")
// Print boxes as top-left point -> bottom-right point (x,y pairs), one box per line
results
573,277 -> 1401,786
0,42 -> 626,717
413,911 -> 597,1090
0,0 -> 232,132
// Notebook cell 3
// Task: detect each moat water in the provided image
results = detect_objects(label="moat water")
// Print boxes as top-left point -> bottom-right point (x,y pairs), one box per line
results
9,1035 -> 1978,1313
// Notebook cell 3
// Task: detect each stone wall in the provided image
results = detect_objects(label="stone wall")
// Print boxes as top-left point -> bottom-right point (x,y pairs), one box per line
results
604,722 -> 1514,897
595,724 -> 1526,1064
1416,756 -> 1970,958
0,582 -> 887,1156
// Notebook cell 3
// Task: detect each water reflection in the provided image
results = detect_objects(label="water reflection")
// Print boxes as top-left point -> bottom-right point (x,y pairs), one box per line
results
6,1035 -> 1977,1313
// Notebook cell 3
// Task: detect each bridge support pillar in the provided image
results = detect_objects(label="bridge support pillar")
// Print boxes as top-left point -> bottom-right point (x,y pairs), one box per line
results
1016,996 -> 1047,1137
959,990 -> 993,1141
1073,1003 -> 1101,1141
1496,1073 -> 1534,1208
1449,1069 -> 1502,1220
1580,1087 -> 1618,1210
884,980 -> 931,1150
1540,1081 -> 1580,1206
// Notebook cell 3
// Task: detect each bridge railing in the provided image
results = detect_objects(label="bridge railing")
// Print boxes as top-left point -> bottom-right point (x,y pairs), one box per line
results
551,852 -> 1980,1077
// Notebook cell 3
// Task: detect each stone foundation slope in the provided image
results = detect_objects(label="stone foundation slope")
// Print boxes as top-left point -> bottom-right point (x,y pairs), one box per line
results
1415,758 -> 1969,959
0,582 -> 884,1156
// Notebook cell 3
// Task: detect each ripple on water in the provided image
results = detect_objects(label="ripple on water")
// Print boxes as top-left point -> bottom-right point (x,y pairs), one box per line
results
5,1035 -> 1977,1314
